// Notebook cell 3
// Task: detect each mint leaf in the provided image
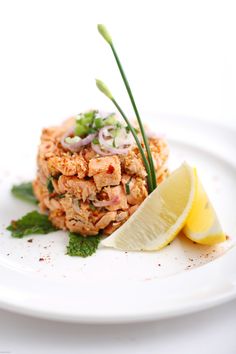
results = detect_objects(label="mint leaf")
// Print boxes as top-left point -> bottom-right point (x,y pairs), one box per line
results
7,211 -> 57,238
67,232 -> 100,257
11,182 -> 38,204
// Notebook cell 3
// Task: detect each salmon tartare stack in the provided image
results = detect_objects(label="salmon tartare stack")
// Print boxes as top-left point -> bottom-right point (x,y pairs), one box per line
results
33,111 -> 169,236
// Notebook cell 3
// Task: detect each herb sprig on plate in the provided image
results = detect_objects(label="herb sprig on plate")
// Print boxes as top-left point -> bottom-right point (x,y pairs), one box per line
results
7,182 -> 100,257
7,210 -> 57,238
11,182 -> 38,204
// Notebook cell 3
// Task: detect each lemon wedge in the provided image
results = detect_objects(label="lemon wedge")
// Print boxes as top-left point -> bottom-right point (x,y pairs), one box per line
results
183,172 -> 226,245
102,162 -> 195,251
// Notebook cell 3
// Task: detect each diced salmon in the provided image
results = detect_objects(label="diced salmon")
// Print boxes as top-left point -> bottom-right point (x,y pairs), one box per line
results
34,116 -> 169,236
95,211 -> 117,229
49,209 -> 66,230
88,156 -> 121,191
43,196 -> 62,211
103,221 -> 122,235
47,154 -> 87,178
33,177 -> 46,201
126,177 -> 148,205
58,176 -> 97,201
103,185 -> 128,211
60,196 -> 99,235
122,150 -> 147,178
116,211 -> 129,222
82,147 -> 97,162
128,204 -> 140,216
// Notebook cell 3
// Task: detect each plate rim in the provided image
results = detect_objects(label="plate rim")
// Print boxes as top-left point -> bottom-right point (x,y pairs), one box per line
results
0,113 -> 235,323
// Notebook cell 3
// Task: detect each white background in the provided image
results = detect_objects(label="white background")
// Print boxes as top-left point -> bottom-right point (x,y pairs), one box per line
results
0,0 -> 236,353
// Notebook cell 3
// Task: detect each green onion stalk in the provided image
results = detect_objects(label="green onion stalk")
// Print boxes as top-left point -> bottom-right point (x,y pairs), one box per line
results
97,24 -> 157,191
96,80 -> 153,193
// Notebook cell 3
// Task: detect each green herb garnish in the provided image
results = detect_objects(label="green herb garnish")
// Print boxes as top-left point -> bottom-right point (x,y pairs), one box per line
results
94,117 -> 104,129
11,182 -> 38,204
46,176 -> 54,193
103,114 -> 116,126
80,111 -> 95,125
67,232 -> 100,257
89,202 -> 96,211
7,211 -> 57,238
74,122 -> 90,137
92,137 -> 99,145
126,126 -> 139,135
125,177 -> 132,195
97,24 -> 157,192
75,110 -> 120,138
87,127 -> 97,134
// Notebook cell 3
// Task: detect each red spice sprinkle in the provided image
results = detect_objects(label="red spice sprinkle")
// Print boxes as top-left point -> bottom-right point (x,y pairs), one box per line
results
107,165 -> 114,174
39,257 -> 45,262
27,239 -> 33,243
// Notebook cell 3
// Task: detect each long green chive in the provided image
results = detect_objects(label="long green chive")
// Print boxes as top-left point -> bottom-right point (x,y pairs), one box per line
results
97,24 -> 157,190
96,79 -> 153,193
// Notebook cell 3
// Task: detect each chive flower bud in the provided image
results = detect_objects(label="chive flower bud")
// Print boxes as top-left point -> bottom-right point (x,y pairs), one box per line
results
97,24 -> 112,45
96,79 -> 113,99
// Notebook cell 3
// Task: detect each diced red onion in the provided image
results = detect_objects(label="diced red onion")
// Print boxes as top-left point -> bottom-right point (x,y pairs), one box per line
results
115,127 -> 134,146
98,126 -> 131,155
91,143 -> 113,156
61,127 -> 96,152
91,142 -> 129,156
93,196 -> 120,207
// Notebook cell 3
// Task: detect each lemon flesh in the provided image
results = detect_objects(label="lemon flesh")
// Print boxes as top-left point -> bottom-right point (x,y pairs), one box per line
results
183,173 -> 226,245
102,163 -> 195,251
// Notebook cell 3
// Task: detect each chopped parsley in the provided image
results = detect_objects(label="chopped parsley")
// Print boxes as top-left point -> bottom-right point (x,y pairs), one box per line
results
74,110 -> 122,137
11,182 -> 38,204
125,177 -> 132,195
46,176 -> 54,193
125,126 -> 139,134
92,137 -> 99,145
89,202 -> 96,211
67,232 -> 100,257
94,117 -> 104,129
7,211 -> 57,238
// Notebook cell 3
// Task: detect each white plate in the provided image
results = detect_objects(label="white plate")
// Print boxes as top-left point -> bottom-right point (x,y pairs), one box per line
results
0,114 -> 235,323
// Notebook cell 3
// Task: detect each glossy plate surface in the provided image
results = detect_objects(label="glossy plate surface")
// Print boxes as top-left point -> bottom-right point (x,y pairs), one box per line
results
0,114 -> 235,323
